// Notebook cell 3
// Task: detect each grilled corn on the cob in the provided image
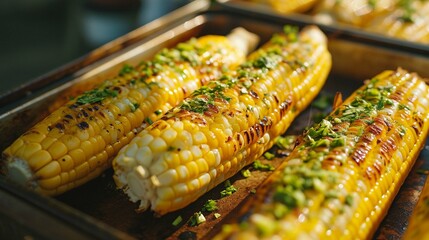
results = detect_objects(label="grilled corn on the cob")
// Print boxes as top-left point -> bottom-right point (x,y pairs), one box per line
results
113,26 -> 332,215
1,28 -> 259,196
215,68 -> 429,239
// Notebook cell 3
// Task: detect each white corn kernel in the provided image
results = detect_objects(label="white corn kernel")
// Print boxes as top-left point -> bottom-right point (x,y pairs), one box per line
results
179,150 -> 193,163
193,132 -> 207,144
125,143 -> 138,157
138,133 -> 153,147
149,158 -> 168,175
176,165 -> 189,180
156,187 -> 175,200
172,121 -> 184,131
173,183 -> 188,196
135,165 -> 148,179
127,172 -> 145,198
198,173 -> 211,187
190,145 -> 202,159
135,146 -> 153,167
157,169 -> 177,186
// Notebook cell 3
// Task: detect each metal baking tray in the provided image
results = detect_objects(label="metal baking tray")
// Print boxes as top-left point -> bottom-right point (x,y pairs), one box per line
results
217,0 -> 429,53
1,4 -> 429,240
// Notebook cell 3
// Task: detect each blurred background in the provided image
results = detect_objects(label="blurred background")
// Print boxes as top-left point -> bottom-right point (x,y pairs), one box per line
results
0,0 -> 191,97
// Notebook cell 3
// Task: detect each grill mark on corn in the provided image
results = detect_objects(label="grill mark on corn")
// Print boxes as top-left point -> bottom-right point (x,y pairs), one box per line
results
249,90 -> 259,99
279,97 -> 293,117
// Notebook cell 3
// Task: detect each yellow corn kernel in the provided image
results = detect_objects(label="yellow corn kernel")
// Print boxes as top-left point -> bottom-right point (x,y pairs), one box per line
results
38,176 -> 61,190
36,161 -> 61,179
58,155 -> 74,172
27,150 -> 52,171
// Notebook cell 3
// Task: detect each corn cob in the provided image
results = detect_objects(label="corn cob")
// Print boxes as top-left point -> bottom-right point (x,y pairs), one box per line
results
214,68 -> 429,240
1,28 -> 259,196
403,165 -> 429,239
113,26 -> 332,215
312,0 -> 395,27
364,0 -> 429,43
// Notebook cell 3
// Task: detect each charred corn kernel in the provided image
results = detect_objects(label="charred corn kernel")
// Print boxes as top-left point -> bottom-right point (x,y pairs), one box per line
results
215,68 -> 429,240
113,26 -> 332,215
2,28 -> 259,196
269,0 -> 318,13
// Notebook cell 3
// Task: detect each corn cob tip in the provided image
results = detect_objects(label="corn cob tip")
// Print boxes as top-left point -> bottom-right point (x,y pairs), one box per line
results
226,27 -> 260,56
2,156 -> 36,190
300,25 -> 327,45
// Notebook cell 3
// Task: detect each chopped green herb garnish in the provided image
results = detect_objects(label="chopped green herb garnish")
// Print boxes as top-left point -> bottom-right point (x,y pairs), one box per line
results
221,180 -> 237,197
154,109 -> 162,115
241,169 -> 251,178
179,80 -> 233,114
273,203 -> 289,219
189,212 -> 206,226
263,152 -> 276,160
330,137 -> 346,148
202,200 -> 218,212
214,213 -> 221,219
119,64 -> 135,76
270,33 -> 287,45
76,88 -> 118,105
145,117 -> 153,125
130,103 -> 140,112
172,215 -> 183,226
398,103 -> 410,110
398,0 -> 415,22
253,55 -> 279,70
399,125 -> 406,137
253,160 -> 275,171
345,194 -> 354,206
274,135 -> 297,150
283,25 -> 299,42
167,146 -> 176,151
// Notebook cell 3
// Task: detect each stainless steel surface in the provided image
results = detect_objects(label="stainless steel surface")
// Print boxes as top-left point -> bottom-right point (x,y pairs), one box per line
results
0,4 -> 428,239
